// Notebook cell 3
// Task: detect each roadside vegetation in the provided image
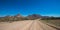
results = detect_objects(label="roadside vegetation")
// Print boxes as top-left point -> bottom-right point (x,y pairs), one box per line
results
41,17 -> 60,27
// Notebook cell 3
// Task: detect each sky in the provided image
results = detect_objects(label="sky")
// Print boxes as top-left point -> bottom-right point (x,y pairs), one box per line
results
0,0 -> 60,17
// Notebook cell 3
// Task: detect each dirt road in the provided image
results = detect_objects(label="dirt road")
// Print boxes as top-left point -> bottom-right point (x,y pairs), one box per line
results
0,20 -> 57,30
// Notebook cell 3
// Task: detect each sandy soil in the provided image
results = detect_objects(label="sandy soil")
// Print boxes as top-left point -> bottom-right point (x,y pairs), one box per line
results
0,20 -> 57,30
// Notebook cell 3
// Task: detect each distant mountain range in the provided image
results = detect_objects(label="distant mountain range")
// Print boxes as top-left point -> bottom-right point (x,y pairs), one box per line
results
0,14 -> 60,22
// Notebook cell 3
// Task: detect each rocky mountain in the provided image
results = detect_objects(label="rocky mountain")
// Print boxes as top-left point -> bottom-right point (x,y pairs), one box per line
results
26,14 -> 42,20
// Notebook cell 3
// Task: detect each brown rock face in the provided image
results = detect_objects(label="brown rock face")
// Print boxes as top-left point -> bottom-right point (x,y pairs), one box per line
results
15,14 -> 22,18
27,14 -> 42,20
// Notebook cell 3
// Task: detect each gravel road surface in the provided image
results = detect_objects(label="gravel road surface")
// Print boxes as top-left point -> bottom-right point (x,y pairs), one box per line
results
0,20 -> 57,30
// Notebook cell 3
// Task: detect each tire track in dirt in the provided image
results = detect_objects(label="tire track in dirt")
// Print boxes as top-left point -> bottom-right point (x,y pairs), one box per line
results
0,20 -> 58,30
37,20 -> 57,30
